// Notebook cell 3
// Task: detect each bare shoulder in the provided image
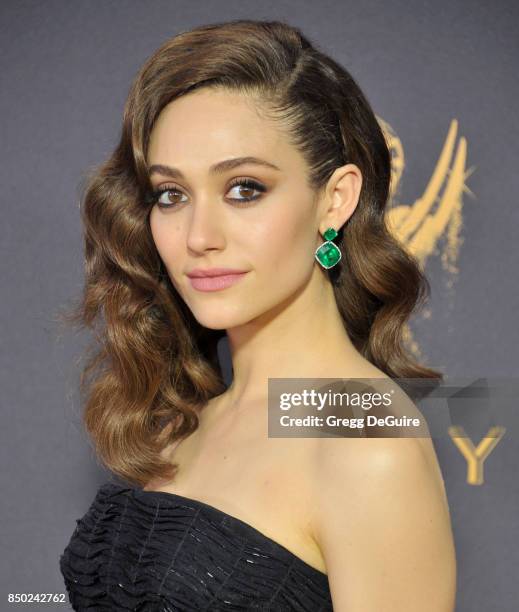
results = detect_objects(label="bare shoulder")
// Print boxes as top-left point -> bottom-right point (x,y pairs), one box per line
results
308,384 -> 457,611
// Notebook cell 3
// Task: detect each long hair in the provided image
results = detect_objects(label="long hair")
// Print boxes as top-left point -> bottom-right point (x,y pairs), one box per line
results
58,19 -> 442,487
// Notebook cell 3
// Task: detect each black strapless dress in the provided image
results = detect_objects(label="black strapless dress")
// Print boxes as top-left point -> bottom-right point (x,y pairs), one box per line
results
59,482 -> 333,611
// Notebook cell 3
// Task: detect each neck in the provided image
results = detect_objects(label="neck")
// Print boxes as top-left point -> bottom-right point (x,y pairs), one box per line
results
223,267 -> 362,409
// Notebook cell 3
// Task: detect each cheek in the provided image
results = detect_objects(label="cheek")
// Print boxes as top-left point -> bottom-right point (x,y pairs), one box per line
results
149,209 -> 183,267
249,203 -> 316,274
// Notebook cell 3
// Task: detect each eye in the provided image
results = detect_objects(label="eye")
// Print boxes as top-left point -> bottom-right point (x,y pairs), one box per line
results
151,187 -> 188,208
226,178 -> 266,203
149,178 -> 266,209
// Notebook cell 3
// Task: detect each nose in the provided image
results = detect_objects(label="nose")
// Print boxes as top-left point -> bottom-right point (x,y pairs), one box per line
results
185,198 -> 225,254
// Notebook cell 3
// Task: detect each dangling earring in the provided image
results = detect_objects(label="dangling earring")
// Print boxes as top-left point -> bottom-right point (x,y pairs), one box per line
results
314,227 -> 342,269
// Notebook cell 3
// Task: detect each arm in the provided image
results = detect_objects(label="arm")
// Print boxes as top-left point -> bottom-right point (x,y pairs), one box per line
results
311,436 -> 457,611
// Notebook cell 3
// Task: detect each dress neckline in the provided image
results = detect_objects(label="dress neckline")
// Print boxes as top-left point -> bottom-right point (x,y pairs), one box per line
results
103,482 -> 328,580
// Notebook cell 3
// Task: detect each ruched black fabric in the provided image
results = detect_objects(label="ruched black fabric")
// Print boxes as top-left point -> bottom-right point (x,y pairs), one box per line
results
59,482 -> 333,611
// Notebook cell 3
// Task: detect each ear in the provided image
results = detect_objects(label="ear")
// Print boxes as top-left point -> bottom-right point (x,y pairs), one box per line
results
318,164 -> 363,235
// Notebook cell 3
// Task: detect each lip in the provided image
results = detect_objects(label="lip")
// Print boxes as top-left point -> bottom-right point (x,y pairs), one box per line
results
188,271 -> 248,292
187,267 -> 248,278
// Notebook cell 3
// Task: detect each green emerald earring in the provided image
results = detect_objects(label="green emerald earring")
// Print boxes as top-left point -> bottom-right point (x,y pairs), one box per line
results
314,227 -> 342,269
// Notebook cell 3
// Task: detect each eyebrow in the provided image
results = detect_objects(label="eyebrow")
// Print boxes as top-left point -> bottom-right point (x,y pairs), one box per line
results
147,156 -> 281,180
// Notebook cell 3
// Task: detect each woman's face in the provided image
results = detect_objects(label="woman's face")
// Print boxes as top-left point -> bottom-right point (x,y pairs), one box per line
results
147,87 -> 325,330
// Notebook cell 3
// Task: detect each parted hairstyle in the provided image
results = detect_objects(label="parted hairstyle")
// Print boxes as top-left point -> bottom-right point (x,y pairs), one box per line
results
59,19 -> 442,487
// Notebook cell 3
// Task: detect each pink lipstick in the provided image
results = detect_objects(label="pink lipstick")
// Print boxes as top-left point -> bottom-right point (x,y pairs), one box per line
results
186,268 -> 249,292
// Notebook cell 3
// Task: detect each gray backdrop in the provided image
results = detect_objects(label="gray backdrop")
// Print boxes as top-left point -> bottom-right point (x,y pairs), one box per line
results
1,1 -> 518,610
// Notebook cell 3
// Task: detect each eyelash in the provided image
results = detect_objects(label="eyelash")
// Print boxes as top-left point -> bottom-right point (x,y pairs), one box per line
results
149,178 -> 267,209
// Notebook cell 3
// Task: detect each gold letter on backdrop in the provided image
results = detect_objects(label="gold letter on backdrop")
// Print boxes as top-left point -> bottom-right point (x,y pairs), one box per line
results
448,425 -> 506,485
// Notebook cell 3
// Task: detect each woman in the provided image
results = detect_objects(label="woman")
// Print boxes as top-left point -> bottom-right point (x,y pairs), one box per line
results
59,18 -> 456,611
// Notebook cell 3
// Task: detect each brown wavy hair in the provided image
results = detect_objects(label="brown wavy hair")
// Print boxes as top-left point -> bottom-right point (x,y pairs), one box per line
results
58,18 -> 443,487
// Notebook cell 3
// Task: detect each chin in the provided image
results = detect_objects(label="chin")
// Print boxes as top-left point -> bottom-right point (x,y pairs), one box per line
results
188,305 -> 255,331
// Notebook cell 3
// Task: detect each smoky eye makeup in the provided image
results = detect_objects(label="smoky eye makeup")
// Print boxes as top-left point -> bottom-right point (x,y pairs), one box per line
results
146,177 -> 268,209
